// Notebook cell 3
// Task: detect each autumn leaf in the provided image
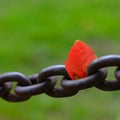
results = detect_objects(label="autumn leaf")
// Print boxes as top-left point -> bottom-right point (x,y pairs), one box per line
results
65,40 -> 97,80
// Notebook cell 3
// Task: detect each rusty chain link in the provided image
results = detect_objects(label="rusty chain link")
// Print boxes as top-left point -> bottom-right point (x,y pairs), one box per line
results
0,55 -> 120,102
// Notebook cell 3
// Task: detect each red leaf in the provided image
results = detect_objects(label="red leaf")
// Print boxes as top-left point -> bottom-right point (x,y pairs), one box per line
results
65,40 -> 97,80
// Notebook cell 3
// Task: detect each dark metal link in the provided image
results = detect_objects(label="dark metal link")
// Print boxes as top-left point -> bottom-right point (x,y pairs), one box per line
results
87,55 -> 120,91
38,65 -> 79,97
45,87 -> 79,98
28,74 -> 38,84
0,55 -> 120,102
0,72 -> 31,102
2,93 -> 31,102
0,82 -> 12,97
61,69 -> 107,90
115,67 -> 120,81
15,76 -> 56,96
38,65 -> 70,83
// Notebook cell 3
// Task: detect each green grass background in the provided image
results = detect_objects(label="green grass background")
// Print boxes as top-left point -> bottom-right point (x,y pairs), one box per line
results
0,0 -> 120,120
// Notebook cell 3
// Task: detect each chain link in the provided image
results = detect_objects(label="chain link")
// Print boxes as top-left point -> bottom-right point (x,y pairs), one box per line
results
0,55 -> 120,102
87,55 -> 120,91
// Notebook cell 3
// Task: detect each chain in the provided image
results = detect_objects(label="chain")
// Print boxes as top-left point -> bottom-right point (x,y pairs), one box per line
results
0,55 -> 120,102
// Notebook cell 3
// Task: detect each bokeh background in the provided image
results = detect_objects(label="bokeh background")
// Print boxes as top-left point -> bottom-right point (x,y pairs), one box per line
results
0,0 -> 120,120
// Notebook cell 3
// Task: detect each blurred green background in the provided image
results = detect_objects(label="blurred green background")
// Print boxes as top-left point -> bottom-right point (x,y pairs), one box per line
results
0,0 -> 120,120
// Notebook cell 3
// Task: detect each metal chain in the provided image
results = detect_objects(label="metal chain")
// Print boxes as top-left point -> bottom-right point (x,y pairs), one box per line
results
0,55 -> 120,102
